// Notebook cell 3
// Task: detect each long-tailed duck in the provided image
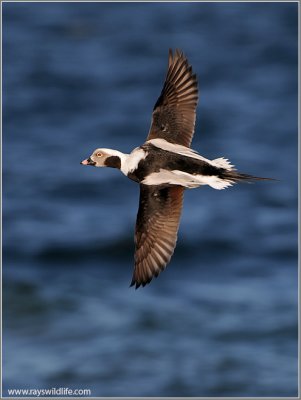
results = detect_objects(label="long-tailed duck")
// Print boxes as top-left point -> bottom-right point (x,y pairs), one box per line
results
81,49 -> 270,289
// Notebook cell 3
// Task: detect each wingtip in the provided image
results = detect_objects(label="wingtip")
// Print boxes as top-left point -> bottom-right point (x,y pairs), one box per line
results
168,48 -> 185,63
129,279 -> 141,290
129,275 -> 154,289
175,48 -> 183,58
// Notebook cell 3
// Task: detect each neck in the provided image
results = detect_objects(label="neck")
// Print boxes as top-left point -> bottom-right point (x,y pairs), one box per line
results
103,149 -> 129,174
104,147 -> 147,176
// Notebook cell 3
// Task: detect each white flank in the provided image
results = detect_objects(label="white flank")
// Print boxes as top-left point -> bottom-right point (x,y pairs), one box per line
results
142,169 -> 234,190
198,176 -> 234,190
147,138 -> 234,171
142,169 -> 197,187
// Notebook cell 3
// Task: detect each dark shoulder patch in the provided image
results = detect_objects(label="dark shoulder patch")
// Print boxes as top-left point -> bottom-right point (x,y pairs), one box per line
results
105,156 -> 121,169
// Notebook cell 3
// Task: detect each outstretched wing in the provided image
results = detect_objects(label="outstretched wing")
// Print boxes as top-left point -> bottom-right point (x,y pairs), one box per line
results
131,184 -> 184,288
147,49 -> 198,148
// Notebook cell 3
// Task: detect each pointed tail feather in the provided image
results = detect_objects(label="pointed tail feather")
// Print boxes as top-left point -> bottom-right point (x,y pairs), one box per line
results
211,157 -> 274,184
221,170 -> 275,183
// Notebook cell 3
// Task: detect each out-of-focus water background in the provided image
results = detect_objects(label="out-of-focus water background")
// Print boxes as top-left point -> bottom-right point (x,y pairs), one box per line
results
3,2 -> 298,397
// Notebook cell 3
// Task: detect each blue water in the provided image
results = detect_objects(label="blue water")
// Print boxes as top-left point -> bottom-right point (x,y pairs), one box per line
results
3,2 -> 298,397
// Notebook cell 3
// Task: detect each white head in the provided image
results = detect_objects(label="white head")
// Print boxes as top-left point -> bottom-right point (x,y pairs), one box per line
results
80,148 -> 123,169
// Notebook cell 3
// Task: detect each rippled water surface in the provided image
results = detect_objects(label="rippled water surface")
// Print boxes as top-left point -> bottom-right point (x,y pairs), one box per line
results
3,2 -> 298,397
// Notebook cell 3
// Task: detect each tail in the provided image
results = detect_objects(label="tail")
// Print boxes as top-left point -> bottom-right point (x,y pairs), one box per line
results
209,157 -> 274,189
221,170 -> 274,184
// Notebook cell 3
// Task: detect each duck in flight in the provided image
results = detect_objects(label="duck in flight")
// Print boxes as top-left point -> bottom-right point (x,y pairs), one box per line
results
81,49 -> 269,289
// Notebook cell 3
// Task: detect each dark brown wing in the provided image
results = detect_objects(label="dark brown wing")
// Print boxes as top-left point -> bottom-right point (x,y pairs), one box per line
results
131,185 -> 184,289
147,49 -> 198,148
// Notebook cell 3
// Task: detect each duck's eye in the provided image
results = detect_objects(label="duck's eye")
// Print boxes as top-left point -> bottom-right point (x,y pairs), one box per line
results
96,152 -> 103,157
